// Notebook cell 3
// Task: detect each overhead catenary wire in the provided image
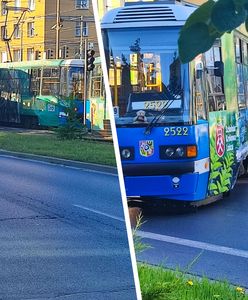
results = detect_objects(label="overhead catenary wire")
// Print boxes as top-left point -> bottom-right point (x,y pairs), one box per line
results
0,1 -> 97,59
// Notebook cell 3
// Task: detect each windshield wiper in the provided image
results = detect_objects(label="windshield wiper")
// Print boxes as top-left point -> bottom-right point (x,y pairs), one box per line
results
144,70 -> 185,135
144,98 -> 176,135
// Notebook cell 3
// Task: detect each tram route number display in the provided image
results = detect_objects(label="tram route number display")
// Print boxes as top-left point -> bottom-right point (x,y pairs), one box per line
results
164,126 -> 189,136
144,100 -> 167,110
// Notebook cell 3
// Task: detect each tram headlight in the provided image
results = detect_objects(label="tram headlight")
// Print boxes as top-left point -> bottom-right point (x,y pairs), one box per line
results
122,149 -> 131,159
160,145 -> 197,159
176,147 -> 185,157
120,147 -> 134,160
165,147 -> 175,157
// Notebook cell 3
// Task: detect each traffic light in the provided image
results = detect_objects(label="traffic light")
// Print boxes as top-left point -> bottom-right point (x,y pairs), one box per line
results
47,49 -> 54,59
61,46 -> 69,59
35,50 -> 42,60
86,49 -> 95,71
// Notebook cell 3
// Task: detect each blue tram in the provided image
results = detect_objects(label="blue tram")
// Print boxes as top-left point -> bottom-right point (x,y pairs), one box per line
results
102,1 -> 248,207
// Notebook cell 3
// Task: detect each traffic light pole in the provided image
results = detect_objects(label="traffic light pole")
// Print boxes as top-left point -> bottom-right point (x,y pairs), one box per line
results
83,38 -> 88,126
56,0 -> 61,59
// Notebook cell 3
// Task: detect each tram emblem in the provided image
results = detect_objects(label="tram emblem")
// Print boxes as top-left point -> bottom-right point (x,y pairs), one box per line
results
216,124 -> 225,157
139,140 -> 154,157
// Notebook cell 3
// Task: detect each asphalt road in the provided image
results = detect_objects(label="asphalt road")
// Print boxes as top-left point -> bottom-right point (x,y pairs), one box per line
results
0,155 -> 137,300
138,177 -> 248,288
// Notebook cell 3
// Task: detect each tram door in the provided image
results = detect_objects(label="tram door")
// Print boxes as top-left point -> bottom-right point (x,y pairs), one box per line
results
234,36 -> 248,149
194,54 -> 208,121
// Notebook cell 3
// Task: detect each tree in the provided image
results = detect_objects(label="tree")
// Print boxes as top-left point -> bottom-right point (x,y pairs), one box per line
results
178,0 -> 248,63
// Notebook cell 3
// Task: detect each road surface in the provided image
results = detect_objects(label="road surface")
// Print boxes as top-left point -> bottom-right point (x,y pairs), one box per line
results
0,155 -> 137,300
139,177 -> 248,288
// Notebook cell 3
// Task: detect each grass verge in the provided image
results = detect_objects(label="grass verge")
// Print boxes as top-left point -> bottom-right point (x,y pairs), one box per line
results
0,131 -> 116,166
138,263 -> 247,300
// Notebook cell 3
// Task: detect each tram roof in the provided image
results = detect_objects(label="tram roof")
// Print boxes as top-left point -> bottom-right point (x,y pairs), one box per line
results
0,57 -> 101,69
101,2 -> 196,29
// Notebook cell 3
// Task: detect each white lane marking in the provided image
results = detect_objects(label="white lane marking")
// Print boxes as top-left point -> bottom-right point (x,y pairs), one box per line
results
0,155 -> 117,177
73,204 -> 125,222
138,230 -> 248,259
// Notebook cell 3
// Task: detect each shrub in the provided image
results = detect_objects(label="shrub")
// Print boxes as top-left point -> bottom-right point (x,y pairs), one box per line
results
56,107 -> 88,140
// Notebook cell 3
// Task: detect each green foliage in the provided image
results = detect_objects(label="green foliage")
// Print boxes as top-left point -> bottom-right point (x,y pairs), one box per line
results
138,264 -> 248,300
179,0 -> 248,63
132,213 -> 151,253
56,107 -> 88,140
212,0 -> 246,32
208,128 -> 234,196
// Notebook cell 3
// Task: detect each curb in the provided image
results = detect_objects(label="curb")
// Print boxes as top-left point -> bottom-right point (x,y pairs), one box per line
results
0,150 -> 117,175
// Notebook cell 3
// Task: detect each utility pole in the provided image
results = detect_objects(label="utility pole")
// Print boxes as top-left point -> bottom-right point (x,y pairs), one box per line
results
79,16 -> 83,59
55,0 -> 60,59
20,21 -> 24,61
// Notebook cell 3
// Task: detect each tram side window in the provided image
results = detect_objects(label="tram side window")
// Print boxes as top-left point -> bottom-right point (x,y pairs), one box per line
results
194,59 -> 207,120
205,45 -> 226,112
235,37 -> 248,109
60,67 -> 83,100
30,68 -> 41,95
90,64 -> 103,98
0,69 -> 22,102
17,69 -> 30,96
60,67 -> 68,98
42,67 -> 60,96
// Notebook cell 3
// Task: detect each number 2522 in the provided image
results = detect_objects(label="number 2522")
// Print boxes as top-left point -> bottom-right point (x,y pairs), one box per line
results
164,127 -> 189,136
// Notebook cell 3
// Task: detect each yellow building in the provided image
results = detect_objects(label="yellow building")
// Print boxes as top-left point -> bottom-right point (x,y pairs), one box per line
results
0,0 -> 98,62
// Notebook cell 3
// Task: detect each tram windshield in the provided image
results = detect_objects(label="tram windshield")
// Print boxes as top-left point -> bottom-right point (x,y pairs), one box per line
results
104,27 -> 190,125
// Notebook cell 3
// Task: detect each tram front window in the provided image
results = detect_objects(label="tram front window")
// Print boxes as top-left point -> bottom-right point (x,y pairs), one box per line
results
104,28 -> 190,125
60,67 -> 83,100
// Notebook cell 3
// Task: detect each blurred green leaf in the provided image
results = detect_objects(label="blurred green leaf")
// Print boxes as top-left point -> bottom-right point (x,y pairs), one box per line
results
179,23 -> 216,63
179,0 -> 248,63
183,0 -> 216,30
211,0 -> 246,32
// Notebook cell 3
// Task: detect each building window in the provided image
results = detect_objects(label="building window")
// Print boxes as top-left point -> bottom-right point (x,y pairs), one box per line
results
27,48 -> 34,60
13,24 -> 21,39
28,0 -> 35,10
75,21 -> 88,37
1,52 -> 7,63
13,49 -> 21,61
1,2 -> 7,15
75,0 -> 89,9
27,22 -> 35,37
1,26 -> 7,40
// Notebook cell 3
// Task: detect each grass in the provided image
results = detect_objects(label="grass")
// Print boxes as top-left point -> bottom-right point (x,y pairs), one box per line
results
0,131 -> 116,166
132,216 -> 247,300
138,263 -> 247,300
